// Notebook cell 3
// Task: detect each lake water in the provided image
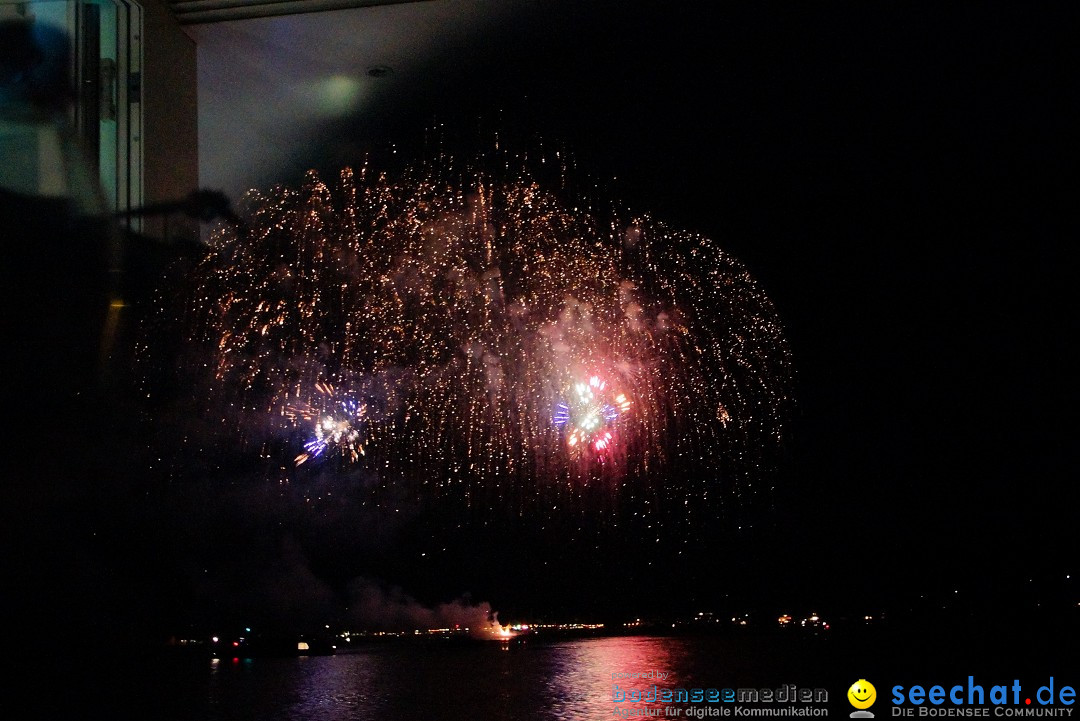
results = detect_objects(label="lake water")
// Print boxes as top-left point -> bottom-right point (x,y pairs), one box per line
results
158,634 -> 840,721
31,630 -> 1076,720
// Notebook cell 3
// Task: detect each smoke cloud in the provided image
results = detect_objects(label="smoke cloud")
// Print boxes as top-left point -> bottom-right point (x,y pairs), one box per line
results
346,577 -> 510,638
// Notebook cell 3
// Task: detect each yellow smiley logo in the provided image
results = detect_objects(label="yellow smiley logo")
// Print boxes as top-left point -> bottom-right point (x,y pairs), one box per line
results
848,679 -> 877,709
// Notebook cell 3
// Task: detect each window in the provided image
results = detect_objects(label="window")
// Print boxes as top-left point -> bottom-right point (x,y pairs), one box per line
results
1,0 -> 142,228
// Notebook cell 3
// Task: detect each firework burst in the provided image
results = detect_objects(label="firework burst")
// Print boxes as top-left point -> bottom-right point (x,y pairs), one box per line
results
144,147 -> 793,534
285,382 -> 367,466
553,375 -> 631,454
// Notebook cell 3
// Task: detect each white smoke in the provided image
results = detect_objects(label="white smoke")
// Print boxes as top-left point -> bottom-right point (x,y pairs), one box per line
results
345,577 -> 512,639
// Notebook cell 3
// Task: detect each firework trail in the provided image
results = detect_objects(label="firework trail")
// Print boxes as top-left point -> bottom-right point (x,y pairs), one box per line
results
145,149 -> 793,534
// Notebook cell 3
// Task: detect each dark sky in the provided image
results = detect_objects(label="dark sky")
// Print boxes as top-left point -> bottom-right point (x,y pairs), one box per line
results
499,1 -> 1077,596
8,0 -> 1074,657
260,1 -> 1075,613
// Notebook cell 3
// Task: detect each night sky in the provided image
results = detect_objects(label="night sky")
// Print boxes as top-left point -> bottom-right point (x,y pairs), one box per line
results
378,0 -> 1075,616
7,0 -> 1075,669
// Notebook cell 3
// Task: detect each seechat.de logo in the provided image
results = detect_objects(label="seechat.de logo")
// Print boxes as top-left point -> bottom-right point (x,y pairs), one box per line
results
891,677 -> 1076,717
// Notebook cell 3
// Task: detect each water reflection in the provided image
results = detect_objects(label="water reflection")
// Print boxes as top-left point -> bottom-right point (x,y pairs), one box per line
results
542,636 -> 696,719
195,636 -> 740,721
